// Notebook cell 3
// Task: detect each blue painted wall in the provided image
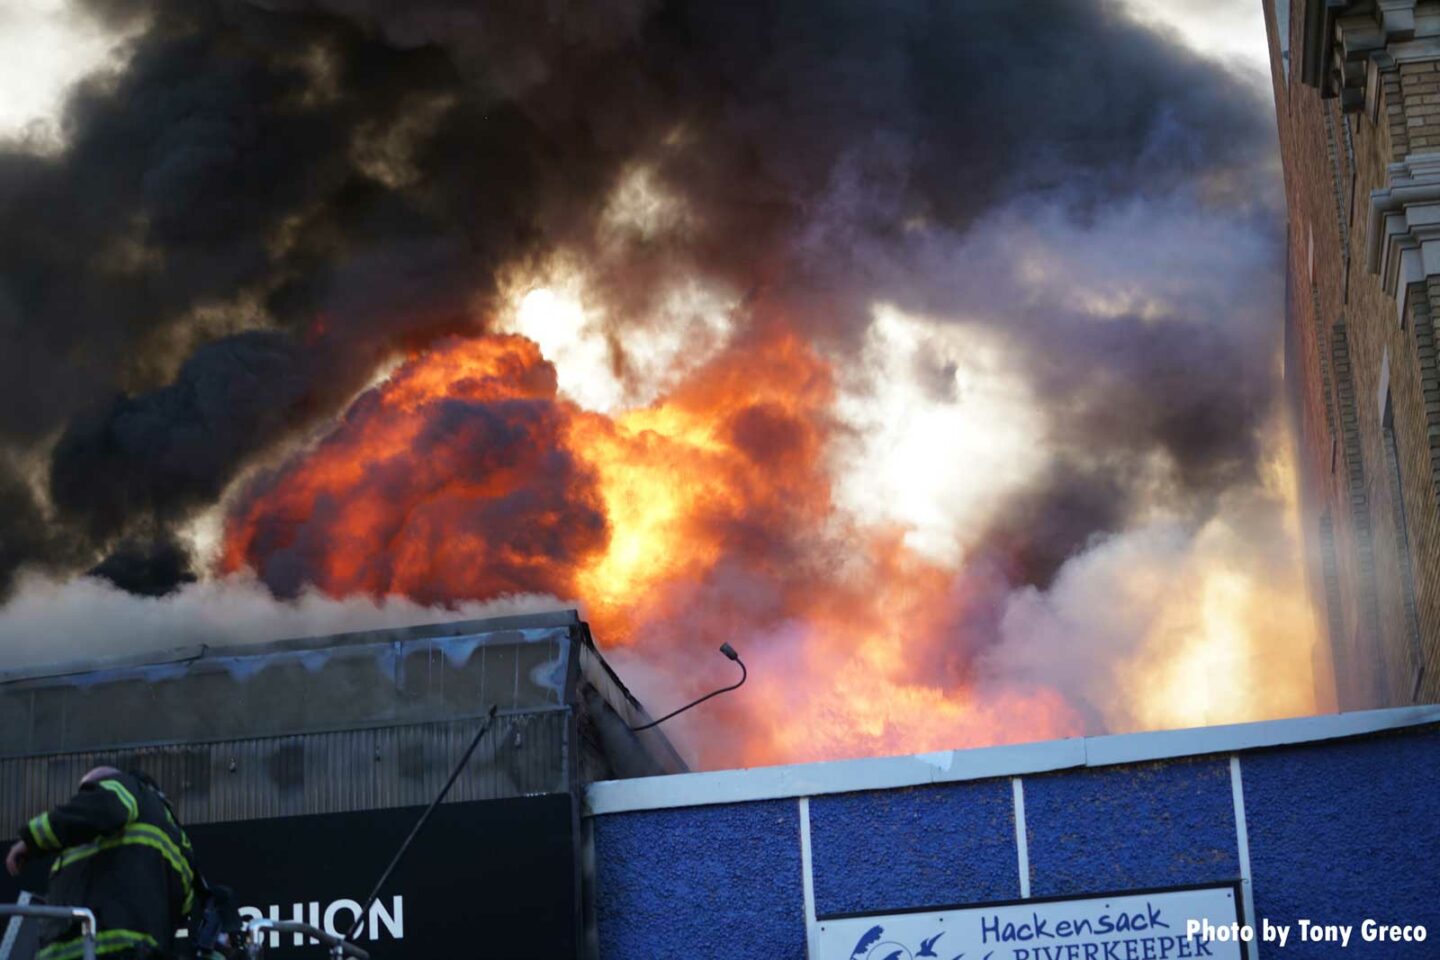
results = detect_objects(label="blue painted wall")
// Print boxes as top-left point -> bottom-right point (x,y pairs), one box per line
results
590,727 -> 1439,959
1023,756 -> 1240,897
809,779 -> 1019,916
592,799 -> 807,959
1243,728 -> 1440,959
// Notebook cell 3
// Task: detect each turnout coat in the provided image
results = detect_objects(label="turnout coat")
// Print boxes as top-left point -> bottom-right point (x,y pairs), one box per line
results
18,772 -> 199,960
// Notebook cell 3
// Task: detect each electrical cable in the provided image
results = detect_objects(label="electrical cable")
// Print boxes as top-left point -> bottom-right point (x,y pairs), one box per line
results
347,704 -> 499,943
629,644 -> 746,732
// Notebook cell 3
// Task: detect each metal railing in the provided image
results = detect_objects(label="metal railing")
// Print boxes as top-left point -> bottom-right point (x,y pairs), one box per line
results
0,907 -> 371,960
0,904 -> 98,960
243,918 -> 370,960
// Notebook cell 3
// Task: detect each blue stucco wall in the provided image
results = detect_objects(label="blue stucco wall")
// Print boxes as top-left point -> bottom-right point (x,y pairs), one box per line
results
1023,756 -> 1240,897
809,779 -> 1019,916
590,725 -> 1439,959
592,799 -> 807,959
1243,728 -> 1440,959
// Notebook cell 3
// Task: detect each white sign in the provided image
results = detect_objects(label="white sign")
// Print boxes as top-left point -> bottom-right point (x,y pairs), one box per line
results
817,885 -> 1243,960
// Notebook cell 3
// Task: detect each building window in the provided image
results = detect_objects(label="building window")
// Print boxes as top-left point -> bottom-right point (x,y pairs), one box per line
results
1331,321 -> 1386,705
1277,0 -> 1291,82
1323,103 -> 1349,259
1380,389 -> 1425,699
1407,286 -> 1440,509
1318,509 -> 1346,678
1343,113 -> 1358,228
1310,284 -> 1337,437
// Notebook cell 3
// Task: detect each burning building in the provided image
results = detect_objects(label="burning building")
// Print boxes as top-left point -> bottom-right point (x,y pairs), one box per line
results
0,611 -> 685,959
0,0 -> 1325,772
1268,0 -> 1440,709
3,613 -> 1436,960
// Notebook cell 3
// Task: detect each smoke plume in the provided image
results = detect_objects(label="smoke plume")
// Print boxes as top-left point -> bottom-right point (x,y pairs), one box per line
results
0,0 -> 1317,767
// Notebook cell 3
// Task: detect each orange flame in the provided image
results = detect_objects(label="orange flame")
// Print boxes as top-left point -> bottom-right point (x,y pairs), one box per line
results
567,325 -> 835,639
232,315 -> 1337,767
221,335 -> 608,605
220,321 -> 1084,766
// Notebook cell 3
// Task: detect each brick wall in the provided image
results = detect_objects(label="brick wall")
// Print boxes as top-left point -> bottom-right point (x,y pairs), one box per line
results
1269,0 -> 1440,708
1400,61 -> 1440,154
1411,284 -> 1440,699
1380,67 -> 1408,160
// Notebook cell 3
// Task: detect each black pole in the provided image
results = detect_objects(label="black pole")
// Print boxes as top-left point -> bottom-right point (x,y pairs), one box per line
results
629,644 -> 746,732
347,704 -> 499,942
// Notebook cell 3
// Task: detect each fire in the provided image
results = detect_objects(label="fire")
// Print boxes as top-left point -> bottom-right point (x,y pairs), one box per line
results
221,335 -> 608,605
715,532 -> 1082,765
219,312 -> 1081,766
568,325 -> 833,632
1120,441 -> 1320,731
220,291 -> 1314,769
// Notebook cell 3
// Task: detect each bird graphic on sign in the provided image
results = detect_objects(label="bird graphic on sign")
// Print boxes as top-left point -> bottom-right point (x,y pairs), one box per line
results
842,922 -> 965,960
869,945 -> 911,960
849,925 -> 884,959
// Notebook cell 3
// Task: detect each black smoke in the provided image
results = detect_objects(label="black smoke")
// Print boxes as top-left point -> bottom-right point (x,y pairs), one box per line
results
0,0 -> 1279,598
88,535 -> 197,596
51,331 -> 336,543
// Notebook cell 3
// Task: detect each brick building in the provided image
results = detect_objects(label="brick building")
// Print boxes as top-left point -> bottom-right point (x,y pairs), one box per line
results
1266,1 -> 1440,711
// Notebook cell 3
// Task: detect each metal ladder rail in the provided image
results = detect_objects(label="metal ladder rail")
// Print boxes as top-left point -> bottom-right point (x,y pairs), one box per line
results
243,918 -> 370,960
0,905 -> 98,960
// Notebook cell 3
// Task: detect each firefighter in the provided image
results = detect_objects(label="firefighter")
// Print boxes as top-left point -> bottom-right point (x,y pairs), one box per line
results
5,766 -> 200,960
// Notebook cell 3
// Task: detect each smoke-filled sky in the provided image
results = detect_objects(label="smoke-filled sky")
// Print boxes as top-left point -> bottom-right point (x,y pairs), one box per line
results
0,0 -> 1319,769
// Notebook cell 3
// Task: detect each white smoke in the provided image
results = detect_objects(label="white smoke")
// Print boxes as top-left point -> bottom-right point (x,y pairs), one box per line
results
985,427 -> 1322,734
0,572 -> 566,671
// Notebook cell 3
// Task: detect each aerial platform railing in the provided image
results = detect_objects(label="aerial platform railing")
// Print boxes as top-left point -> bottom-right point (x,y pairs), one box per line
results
0,904 -> 98,960
243,918 -> 370,960
0,905 -> 372,960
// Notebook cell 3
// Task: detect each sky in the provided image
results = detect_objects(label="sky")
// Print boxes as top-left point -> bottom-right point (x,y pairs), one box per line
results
0,0 -> 1318,770
0,0 -> 120,140
1123,0 -> 1273,80
0,2 -> 1274,142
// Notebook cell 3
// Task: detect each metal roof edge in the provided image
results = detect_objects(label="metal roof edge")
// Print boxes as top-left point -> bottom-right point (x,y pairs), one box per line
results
1078,704 -> 1440,767
0,703 -> 569,762
0,609 -> 582,686
583,705 -> 1440,816
0,645 -> 210,685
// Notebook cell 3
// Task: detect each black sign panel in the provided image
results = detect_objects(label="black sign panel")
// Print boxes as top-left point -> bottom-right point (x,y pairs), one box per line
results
3,795 -> 579,960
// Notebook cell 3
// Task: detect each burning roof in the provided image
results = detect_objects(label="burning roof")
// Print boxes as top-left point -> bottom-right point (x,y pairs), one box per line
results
0,611 -> 684,828
0,0 -> 1318,770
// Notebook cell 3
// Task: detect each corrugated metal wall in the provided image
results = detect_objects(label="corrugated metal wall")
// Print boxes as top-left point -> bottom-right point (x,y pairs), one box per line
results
0,628 -> 571,758
0,709 -> 568,828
